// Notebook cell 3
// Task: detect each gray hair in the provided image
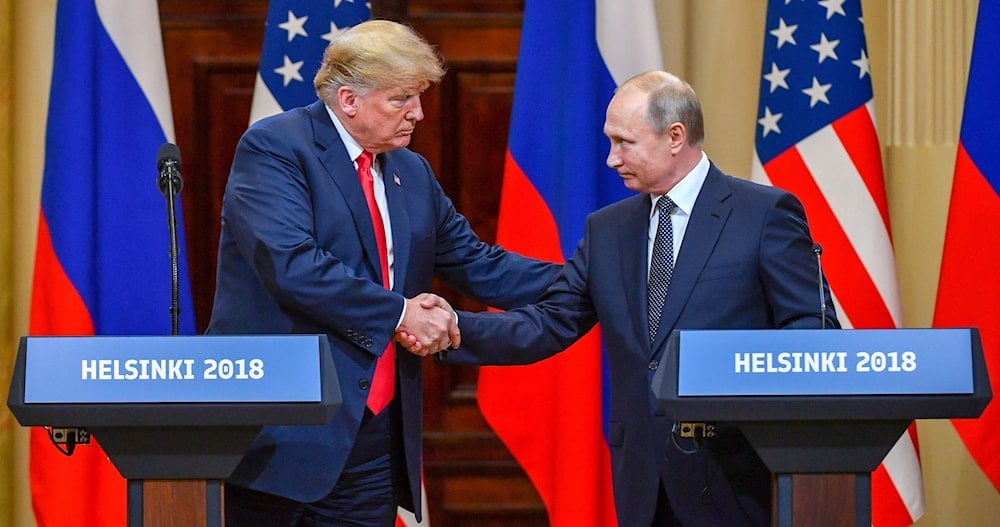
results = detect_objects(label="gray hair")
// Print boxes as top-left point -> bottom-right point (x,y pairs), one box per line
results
620,71 -> 705,146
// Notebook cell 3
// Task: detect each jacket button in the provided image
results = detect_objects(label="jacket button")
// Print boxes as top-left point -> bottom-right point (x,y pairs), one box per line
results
648,360 -> 659,371
358,379 -> 369,390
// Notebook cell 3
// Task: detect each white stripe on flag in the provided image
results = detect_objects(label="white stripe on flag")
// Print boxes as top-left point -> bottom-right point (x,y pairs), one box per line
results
395,481 -> 430,527
751,152 -> 853,330
95,0 -> 175,141
882,431 -> 926,521
795,123 -> 902,326
249,73 -> 284,125
595,0 -> 663,85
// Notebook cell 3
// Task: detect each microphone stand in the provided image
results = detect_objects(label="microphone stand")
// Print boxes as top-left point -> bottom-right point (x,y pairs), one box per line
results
157,154 -> 183,337
813,244 -> 827,330
163,175 -> 182,336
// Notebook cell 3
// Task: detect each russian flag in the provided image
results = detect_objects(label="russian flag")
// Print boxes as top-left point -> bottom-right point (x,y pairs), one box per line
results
28,1 -> 194,525
476,1 -> 662,525
933,0 -> 1000,493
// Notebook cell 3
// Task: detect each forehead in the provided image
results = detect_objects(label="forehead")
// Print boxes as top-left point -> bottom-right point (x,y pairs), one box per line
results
367,81 -> 429,98
604,89 -> 650,135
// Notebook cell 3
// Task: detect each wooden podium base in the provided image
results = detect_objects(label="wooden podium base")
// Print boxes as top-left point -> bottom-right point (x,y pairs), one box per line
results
776,473 -> 865,527
129,480 -> 223,527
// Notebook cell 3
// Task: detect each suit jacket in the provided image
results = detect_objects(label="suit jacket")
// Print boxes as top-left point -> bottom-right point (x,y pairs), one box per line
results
443,163 -> 839,527
206,101 -> 559,518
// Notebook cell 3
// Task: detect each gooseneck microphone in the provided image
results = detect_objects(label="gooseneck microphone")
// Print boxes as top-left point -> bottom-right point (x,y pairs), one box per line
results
157,142 -> 183,195
812,243 -> 827,330
157,143 -> 184,336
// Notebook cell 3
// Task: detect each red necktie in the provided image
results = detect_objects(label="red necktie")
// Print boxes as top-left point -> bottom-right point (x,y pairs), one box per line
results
357,150 -> 395,414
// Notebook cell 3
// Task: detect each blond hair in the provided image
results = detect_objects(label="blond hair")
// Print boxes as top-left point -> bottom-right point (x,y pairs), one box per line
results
314,19 -> 446,101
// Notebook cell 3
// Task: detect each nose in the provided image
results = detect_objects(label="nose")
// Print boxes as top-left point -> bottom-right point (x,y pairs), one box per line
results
606,146 -> 621,168
407,97 -> 424,122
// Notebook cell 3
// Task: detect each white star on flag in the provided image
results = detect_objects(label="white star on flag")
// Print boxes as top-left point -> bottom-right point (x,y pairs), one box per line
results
852,49 -> 870,78
802,77 -> 832,107
274,55 -> 304,86
770,18 -> 798,48
758,107 -> 783,136
764,63 -> 791,92
278,10 -> 308,42
810,33 -> 840,63
818,0 -> 848,19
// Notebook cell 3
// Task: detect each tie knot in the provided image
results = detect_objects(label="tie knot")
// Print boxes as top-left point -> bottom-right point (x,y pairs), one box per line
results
656,196 -> 677,215
357,150 -> 374,175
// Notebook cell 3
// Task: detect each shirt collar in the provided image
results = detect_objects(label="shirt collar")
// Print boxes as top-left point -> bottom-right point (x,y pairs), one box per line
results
325,104 -> 370,164
651,152 -> 709,217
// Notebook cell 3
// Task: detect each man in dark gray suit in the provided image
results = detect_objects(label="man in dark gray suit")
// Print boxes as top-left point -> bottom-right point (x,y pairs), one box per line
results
424,71 -> 839,527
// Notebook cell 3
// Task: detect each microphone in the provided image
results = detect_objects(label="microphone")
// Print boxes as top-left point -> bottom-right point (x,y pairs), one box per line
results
812,243 -> 827,330
157,142 -> 183,195
156,142 -> 183,335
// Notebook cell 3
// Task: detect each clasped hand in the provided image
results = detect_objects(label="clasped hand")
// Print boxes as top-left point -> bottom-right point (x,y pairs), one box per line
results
395,293 -> 459,356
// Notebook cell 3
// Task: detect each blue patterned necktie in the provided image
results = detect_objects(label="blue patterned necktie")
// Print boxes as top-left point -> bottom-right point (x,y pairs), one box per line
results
648,196 -> 677,342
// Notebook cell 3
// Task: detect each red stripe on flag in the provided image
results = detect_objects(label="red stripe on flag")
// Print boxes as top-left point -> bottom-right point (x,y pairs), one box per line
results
29,212 -> 93,336
830,106 -> 892,236
937,146 -> 1000,490
28,212 -> 126,527
494,151 -> 564,263
762,149 -> 895,328
871,462 -> 915,527
478,153 -> 617,526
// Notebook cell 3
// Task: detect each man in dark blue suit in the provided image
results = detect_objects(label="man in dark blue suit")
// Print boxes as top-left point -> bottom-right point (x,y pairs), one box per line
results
429,71 -> 839,526
207,20 -> 559,526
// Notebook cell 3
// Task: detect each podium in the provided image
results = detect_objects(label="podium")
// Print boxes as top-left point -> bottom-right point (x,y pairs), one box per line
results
7,335 -> 341,527
653,328 -> 991,527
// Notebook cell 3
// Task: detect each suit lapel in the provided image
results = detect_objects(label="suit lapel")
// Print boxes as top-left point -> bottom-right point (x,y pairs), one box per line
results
618,195 -> 653,350
651,166 -> 733,353
381,154 -> 410,292
309,101 -> 384,282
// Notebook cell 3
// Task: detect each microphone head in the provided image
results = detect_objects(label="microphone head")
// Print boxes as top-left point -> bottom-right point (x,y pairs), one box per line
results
157,142 -> 181,170
812,243 -> 823,256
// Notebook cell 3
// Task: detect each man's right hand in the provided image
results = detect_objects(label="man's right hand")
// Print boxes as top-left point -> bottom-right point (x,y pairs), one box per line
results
395,293 -> 460,356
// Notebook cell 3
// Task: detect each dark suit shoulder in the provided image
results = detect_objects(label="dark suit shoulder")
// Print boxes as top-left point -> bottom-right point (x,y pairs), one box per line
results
710,166 -> 798,204
588,193 -> 647,224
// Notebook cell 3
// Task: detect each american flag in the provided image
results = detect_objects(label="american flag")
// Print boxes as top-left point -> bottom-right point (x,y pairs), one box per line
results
248,3 -> 427,526
250,0 -> 370,124
751,0 -> 923,525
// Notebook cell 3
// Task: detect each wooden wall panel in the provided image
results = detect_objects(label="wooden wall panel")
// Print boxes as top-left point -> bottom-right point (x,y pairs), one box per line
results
160,2 -> 266,331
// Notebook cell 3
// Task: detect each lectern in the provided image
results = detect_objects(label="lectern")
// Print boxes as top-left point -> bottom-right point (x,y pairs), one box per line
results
7,335 -> 341,527
653,328 -> 991,527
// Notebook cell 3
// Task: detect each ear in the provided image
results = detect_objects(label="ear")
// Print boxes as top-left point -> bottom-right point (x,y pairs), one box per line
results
337,86 -> 360,117
667,122 -> 687,153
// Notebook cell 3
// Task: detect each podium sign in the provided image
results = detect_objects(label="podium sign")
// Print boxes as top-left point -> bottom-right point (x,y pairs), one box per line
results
676,328 -> 974,397
655,328 -> 990,426
23,335 -> 322,404
7,335 -> 341,478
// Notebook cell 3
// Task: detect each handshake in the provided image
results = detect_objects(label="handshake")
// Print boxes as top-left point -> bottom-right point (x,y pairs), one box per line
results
394,293 -> 459,357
